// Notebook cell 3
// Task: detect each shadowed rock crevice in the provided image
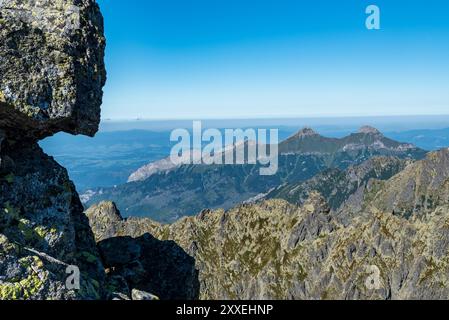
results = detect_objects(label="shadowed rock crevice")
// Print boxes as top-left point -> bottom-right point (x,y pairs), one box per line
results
98,234 -> 199,300
86,202 -> 200,300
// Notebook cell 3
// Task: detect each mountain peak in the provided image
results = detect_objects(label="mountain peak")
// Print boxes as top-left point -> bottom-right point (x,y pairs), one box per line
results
358,126 -> 381,135
295,127 -> 319,138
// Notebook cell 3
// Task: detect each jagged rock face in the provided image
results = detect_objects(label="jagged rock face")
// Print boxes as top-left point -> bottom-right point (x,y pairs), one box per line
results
265,156 -> 410,212
0,139 -> 105,299
87,192 -> 449,300
0,0 -> 106,139
85,202 -> 200,300
358,149 -> 449,218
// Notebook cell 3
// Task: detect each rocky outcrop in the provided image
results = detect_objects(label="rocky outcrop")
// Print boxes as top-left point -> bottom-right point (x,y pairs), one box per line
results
0,0 -> 106,140
1,0 -> 106,300
85,202 -> 200,300
0,135 -> 105,299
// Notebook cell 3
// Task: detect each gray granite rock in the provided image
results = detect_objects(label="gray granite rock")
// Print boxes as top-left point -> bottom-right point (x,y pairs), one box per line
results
0,0 -> 107,300
0,0 -> 106,140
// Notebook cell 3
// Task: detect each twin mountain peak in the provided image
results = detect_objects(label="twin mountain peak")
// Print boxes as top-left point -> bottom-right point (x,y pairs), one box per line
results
294,125 -> 381,139
280,125 -> 417,155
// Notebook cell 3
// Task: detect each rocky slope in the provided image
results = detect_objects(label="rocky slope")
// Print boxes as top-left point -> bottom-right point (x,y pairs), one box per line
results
348,148 -> 449,219
85,149 -> 449,300
85,128 -> 426,223
264,156 -> 410,212
1,0 -> 108,300
87,191 -> 449,300
4,0 -> 448,302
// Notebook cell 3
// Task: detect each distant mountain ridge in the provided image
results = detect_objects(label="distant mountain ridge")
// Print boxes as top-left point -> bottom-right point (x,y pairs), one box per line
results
128,141 -> 262,183
279,126 -> 417,155
127,150 -> 203,183
127,126 -> 422,183
85,127 -> 427,222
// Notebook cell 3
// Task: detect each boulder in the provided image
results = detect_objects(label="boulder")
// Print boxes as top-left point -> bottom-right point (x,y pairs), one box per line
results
131,289 -> 159,301
0,0 -> 106,140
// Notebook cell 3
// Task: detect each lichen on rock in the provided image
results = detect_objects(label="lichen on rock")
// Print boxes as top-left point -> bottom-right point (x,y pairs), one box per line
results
86,187 -> 449,300
0,0 -> 106,140
0,139 -> 106,300
1,0 -> 107,300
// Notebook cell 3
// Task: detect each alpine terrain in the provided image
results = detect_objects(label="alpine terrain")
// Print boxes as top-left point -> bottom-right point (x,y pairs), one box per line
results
87,149 -> 449,300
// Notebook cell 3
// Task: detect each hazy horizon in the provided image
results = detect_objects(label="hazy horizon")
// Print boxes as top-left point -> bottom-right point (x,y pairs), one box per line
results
97,0 -> 449,120
96,114 -> 449,133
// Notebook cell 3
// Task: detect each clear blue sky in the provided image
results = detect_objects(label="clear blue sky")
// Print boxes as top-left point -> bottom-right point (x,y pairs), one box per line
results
97,0 -> 449,120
